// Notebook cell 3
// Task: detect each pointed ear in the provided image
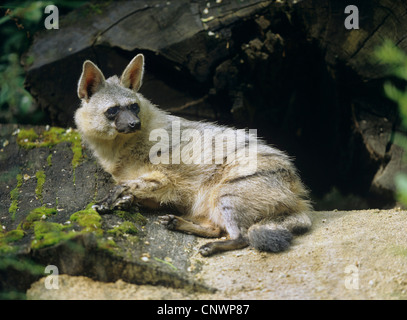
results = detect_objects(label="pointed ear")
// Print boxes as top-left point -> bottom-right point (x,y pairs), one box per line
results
77,60 -> 105,102
120,54 -> 144,92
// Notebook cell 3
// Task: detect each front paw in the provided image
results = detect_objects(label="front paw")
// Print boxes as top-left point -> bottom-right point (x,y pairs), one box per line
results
113,194 -> 134,211
92,202 -> 111,214
93,184 -> 130,214
158,214 -> 179,230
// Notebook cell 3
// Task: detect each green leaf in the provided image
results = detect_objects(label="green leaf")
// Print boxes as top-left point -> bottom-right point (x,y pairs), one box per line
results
395,173 -> 407,206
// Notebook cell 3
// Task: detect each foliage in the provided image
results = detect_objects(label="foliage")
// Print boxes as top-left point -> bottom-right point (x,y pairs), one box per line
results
375,40 -> 407,126
375,40 -> 407,205
0,1 -> 86,124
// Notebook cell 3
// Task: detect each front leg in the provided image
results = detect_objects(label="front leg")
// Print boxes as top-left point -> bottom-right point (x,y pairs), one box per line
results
122,171 -> 172,200
92,184 -> 129,213
93,171 -> 172,214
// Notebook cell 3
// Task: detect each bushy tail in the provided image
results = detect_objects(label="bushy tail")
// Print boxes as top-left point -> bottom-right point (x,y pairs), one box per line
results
248,224 -> 293,252
247,212 -> 311,252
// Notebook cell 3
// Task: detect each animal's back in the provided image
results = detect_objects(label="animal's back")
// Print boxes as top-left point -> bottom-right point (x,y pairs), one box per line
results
148,117 -> 312,245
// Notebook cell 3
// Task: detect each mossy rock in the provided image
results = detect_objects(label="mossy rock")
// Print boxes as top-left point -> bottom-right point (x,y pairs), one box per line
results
0,124 -> 210,297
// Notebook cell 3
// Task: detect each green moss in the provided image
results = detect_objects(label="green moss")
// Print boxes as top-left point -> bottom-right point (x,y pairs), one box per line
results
35,170 -> 46,204
2,205 -> 59,253
46,154 -> 52,167
16,129 -> 39,149
97,237 -> 118,252
0,228 -> 24,244
42,127 -> 66,146
70,204 -> 103,236
17,127 -> 83,169
9,173 -> 23,220
3,229 -> 25,243
67,132 -> 83,169
0,243 -> 14,254
0,228 -> 25,254
8,201 -> 18,221
107,221 -> 138,237
113,210 -> 147,226
31,221 -> 75,250
21,206 -> 57,230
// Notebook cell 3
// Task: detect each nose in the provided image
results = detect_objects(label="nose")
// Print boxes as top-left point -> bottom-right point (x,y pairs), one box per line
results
129,121 -> 140,129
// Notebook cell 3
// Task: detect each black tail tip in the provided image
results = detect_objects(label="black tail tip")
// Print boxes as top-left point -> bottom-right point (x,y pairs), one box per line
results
248,226 -> 293,252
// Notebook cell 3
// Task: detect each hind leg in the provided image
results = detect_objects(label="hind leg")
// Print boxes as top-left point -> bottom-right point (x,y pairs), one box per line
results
158,214 -> 247,257
199,236 -> 248,256
197,194 -> 250,256
158,215 -> 222,238
159,195 -> 250,257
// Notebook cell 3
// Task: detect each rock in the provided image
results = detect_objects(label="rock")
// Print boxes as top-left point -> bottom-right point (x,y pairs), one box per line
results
27,209 -> 407,300
0,124 -> 211,296
27,275 -> 194,300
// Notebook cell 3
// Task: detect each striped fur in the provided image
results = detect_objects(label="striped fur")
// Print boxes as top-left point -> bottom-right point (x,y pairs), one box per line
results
75,54 -> 312,256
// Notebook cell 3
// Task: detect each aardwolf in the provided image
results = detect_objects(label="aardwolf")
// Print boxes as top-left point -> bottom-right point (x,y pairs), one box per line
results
75,54 -> 312,256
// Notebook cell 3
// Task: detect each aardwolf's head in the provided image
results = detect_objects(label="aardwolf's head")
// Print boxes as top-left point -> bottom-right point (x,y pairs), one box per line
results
75,54 -> 145,139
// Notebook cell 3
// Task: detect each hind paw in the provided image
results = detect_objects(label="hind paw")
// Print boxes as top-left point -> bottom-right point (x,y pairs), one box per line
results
199,243 -> 215,257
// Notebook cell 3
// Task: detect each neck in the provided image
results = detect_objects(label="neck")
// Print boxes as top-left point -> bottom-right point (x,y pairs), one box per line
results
85,134 -> 132,173
84,103 -> 169,174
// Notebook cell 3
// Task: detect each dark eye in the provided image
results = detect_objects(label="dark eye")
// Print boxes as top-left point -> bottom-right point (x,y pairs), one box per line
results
105,106 -> 120,119
129,103 -> 140,113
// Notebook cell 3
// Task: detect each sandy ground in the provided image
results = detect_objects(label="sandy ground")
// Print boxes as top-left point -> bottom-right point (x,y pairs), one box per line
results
27,209 -> 407,300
